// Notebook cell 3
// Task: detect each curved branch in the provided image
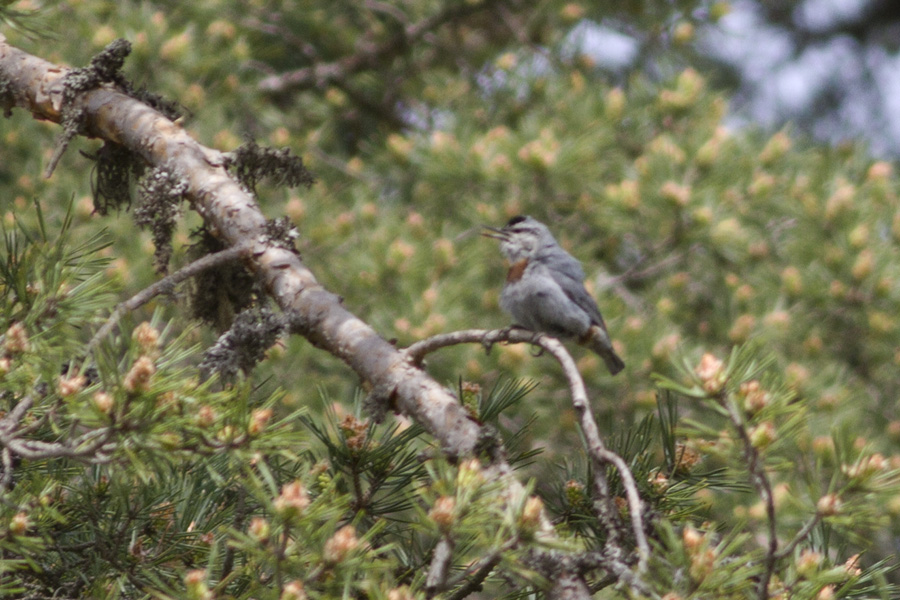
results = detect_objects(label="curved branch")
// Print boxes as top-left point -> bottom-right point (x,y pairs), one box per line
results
406,328 -> 650,574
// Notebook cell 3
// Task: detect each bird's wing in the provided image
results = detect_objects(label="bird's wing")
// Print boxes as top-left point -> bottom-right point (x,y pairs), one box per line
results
542,251 -> 609,332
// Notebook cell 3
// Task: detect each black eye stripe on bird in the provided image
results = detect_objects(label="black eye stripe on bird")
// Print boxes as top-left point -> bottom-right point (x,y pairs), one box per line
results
484,215 -> 625,375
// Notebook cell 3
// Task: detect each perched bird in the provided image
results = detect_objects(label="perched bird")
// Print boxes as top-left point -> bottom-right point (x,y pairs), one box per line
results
483,215 -> 625,375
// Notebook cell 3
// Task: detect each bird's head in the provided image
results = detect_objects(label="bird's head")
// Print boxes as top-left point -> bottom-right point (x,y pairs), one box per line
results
482,215 -> 554,263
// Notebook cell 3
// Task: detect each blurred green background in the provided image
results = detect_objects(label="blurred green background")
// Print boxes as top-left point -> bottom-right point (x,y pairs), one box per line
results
3,0 -> 900,595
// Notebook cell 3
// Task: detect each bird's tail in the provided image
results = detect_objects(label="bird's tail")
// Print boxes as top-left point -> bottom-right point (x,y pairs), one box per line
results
581,325 -> 625,376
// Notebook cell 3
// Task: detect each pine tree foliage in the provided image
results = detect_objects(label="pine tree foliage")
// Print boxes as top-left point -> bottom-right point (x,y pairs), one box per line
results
2,1 -> 900,598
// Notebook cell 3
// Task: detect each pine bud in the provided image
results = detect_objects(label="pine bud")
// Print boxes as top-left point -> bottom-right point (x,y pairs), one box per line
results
682,525 -> 703,551
92,391 -> 115,414
274,481 -> 310,521
660,181 -> 691,206
817,493 -> 842,516
738,380 -> 770,415
749,421 -> 777,449
781,266 -> 803,296
673,21 -> 694,44
759,131 -> 791,165
124,356 -> 155,392
866,161 -> 892,182
8,512 -> 28,536
648,471 -> 669,493
184,569 -> 211,600
729,314 -> 756,343
248,517 -> 270,541
560,3 -> 585,23
339,414 -> 369,450
196,405 -> 217,428
388,586 -> 416,600
58,374 -> 87,397
690,548 -> 715,582
133,322 -> 160,356
796,549 -> 822,577
564,479 -> 586,505
248,408 -> 273,436
604,88 -> 626,121
674,443 -> 702,475
429,496 -> 456,532
4,323 -> 29,354
280,581 -> 307,600
323,525 -> 359,564
519,496 -> 544,535
842,453 -> 887,479
457,458 -> 483,488
842,554 -> 862,577
695,353 -> 726,394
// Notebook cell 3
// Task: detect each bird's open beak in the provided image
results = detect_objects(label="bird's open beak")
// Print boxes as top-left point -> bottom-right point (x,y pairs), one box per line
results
480,225 -> 508,240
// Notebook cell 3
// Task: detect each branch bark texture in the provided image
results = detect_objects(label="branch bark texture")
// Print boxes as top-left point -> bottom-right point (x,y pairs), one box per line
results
0,34 -> 480,458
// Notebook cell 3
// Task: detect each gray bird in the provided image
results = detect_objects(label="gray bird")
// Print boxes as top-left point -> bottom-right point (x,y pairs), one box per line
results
483,215 -> 625,375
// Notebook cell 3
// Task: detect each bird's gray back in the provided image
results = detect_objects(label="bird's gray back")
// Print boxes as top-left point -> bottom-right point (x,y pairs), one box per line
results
537,244 -> 608,331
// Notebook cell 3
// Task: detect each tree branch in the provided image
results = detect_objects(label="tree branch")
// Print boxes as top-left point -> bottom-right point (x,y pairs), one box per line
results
406,328 -> 650,579
0,33 -> 481,460
774,513 -> 822,560
0,36 -> 593,599
444,551 -> 503,600
721,396 -> 778,599
86,242 -> 253,355
257,0 -> 504,93
425,536 -> 454,595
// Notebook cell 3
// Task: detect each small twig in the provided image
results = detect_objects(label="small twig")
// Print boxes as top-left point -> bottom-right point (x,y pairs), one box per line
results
258,0 -> 503,92
364,0 -> 410,25
0,394 -> 117,464
597,448 -> 649,565
721,398 -> 778,599
0,446 -> 13,493
605,237 -> 687,285
2,430 -> 113,460
0,395 -> 34,433
774,513 -> 823,560
425,536 -> 454,595
86,243 -> 251,355
222,489 -> 248,578
445,547 -> 506,600
405,329 -> 651,577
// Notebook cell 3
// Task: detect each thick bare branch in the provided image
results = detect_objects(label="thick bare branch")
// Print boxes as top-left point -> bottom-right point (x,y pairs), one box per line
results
0,35 -> 480,459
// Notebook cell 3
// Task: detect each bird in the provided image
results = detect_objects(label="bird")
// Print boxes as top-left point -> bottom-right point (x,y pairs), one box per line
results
482,215 -> 625,375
